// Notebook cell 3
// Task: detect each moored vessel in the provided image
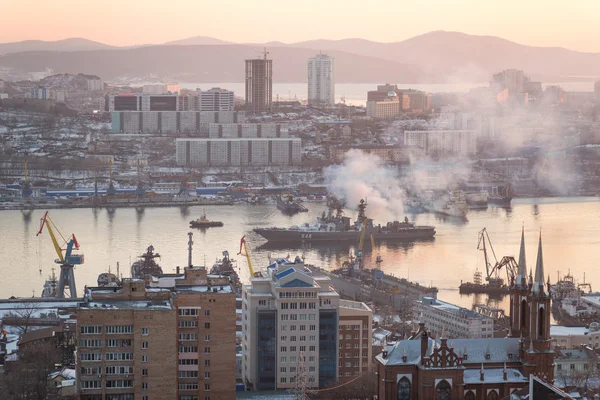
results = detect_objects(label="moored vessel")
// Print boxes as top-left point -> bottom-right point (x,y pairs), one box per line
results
276,194 -> 308,214
190,210 -> 224,228
131,245 -> 163,281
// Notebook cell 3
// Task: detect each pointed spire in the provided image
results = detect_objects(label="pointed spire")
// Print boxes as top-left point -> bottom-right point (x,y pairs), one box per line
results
533,230 -> 545,294
517,225 -> 527,286
529,338 -> 534,353
480,363 -> 485,381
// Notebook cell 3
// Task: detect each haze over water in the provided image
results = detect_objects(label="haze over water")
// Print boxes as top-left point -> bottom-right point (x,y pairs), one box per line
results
1,197 -> 599,312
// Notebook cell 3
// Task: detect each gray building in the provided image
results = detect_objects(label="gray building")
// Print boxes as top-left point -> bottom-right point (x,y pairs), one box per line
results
208,123 -> 289,138
111,111 -> 245,134
245,57 -> 272,114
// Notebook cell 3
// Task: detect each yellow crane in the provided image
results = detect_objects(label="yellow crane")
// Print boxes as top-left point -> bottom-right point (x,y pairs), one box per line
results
238,236 -> 262,278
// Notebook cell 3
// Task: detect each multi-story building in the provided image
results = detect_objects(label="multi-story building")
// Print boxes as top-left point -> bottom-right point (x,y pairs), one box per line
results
77,266 -> 236,400
245,57 -> 272,114
554,347 -> 596,383
111,111 -> 245,134
338,300 -> 372,382
400,89 -> 431,112
86,77 -> 104,92
403,129 -> 477,157
491,69 -> 527,95
242,257 -> 340,390
199,87 -> 234,111
329,145 -> 413,164
550,325 -> 600,350
142,83 -> 180,95
30,86 -> 51,100
367,85 -> 410,110
176,138 -> 301,167
366,98 -> 401,119
307,53 -> 335,107
208,123 -> 288,138
413,297 -> 494,339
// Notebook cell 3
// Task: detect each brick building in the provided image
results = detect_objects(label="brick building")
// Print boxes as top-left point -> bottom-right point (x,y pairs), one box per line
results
77,266 -> 236,400
338,300 -> 372,382
375,229 -> 554,399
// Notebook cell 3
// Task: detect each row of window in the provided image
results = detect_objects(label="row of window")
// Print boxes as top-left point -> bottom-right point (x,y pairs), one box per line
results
280,314 -> 316,321
179,308 -> 211,316
80,326 -> 149,335
280,324 -> 316,331
278,291 -> 317,299
280,355 -> 315,363
81,339 -> 143,348
280,302 -> 317,310
280,335 -> 316,342
280,345 -> 316,353
280,377 -> 316,384
280,366 -> 316,373
178,321 -> 211,330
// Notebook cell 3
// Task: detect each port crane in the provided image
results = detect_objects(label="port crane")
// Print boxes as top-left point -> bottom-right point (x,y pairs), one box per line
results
478,228 -> 517,286
36,211 -> 84,298
238,236 -> 262,278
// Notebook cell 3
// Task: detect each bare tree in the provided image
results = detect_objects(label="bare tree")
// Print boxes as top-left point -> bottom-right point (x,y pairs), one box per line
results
4,302 -> 40,335
312,374 -> 376,400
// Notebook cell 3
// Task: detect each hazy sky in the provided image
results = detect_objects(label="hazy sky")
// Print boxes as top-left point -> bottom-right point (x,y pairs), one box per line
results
2,0 -> 599,52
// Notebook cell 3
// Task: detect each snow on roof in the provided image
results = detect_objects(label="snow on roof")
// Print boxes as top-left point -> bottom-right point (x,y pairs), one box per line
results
464,368 -> 527,384
550,325 -> 589,337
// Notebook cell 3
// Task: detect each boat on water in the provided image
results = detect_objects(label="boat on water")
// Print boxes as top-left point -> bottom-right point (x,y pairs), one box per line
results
209,251 -> 241,295
458,228 -> 517,296
423,190 -> 469,218
465,190 -> 489,207
276,194 -> 308,214
131,245 -> 163,280
190,210 -> 224,228
254,199 -> 436,243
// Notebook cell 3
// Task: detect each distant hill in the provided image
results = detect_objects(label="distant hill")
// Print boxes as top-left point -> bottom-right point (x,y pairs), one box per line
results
0,38 -> 117,54
1,32 -> 599,83
0,45 -> 426,83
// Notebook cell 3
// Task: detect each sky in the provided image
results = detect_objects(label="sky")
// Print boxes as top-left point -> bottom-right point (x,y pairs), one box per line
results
1,0 -> 599,52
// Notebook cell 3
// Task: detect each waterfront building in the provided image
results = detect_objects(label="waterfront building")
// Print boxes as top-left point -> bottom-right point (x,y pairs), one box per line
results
110,111 -> 245,134
241,257 -> 340,390
414,297 -> 494,339
403,129 -> 477,157
338,300 -> 373,382
245,56 -> 273,114
208,123 -> 289,138
375,231 -> 554,399
77,267 -> 236,400
176,138 -> 301,167
307,53 -> 335,107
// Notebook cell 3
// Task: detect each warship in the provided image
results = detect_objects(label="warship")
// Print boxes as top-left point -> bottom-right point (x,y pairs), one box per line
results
254,199 -> 435,243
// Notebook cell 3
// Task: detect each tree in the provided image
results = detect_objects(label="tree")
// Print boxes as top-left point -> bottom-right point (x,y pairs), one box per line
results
4,302 -> 40,335
312,373 -> 376,400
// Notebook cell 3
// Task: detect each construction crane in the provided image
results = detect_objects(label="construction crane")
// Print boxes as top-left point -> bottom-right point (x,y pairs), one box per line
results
478,228 -> 517,285
36,211 -> 84,298
238,236 -> 262,278
261,47 -> 270,60
178,170 -> 195,197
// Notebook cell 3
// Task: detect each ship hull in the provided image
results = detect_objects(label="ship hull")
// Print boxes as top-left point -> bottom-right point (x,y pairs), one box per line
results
253,227 -> 435,243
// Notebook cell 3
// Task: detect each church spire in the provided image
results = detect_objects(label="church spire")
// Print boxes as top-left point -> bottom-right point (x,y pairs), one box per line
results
517,225 -> 527,287
533,230 -> 545,294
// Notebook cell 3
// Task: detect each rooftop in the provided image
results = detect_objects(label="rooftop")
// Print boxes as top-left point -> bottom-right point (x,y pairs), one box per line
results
463,367 -> 527,384
79,299 -> 173,310
550,325 -> 590,337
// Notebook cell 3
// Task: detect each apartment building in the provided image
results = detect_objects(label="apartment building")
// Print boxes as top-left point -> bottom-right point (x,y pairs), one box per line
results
208,123 -> 289,138
111,111 -> 246,134
307,53 -> 335,106
413,297 -> 494,339
242,257 -> 339,391
329,144 -> 413,164
551,325 -> 600,350
403,129 -> 477,157
176,138 -> 301,167
338,300 -> 372,382
366,98 -> 401,119
77,266 -> 236,400
245,58 -> 272,114
199,88 -> 234,111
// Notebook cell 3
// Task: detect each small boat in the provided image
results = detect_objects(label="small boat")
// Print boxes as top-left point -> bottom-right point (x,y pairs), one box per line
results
190,210 -> 224,228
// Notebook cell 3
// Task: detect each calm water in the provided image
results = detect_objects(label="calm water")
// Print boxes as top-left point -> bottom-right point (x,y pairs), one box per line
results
1,198 -> 599,313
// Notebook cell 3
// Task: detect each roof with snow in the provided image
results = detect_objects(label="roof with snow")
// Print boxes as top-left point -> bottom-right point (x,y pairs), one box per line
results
463,368 -> 526,385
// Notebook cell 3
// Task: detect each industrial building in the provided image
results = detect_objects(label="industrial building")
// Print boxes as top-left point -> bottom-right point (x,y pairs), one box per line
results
307,53 -> 335,107
208,123 -> 289,138
245,56 -> 272,114
413,297 -> 494,339
111,111 -> 245,134
403,129 -> 477,157
241,257 -> 339,390
176,138 -> 301,167
77,267 -> 236,400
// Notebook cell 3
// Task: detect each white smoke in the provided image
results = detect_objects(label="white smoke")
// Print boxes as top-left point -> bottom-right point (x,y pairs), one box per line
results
324,149 -> 405,221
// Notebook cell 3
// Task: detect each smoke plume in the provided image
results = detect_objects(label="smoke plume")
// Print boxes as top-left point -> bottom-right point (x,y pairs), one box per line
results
324,150 -> 405,221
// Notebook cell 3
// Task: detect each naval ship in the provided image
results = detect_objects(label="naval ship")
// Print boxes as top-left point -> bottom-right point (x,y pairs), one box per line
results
253,199 -> 435,243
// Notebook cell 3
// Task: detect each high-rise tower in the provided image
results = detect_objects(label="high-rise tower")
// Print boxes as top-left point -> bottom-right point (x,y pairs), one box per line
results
307,53 -> 335,107
245,49 -> 273,114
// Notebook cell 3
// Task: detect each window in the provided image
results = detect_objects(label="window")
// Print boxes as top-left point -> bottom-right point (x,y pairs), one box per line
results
281,336 -> 287,342
435,380 -> 451,400
281,303 -> 289,309
179,359 -> 199,365
80,326 -> 102,334
204,372 -> 210,379
487,390 -> 499,400
179,308 -> 200,316
291,336 -> 297,342
81,353 -> 102,362
179,320 -> 198,328
281,346 -> 287,352
300,314 -> 307,320
205,384 -> 211,391
142,368 -> 148,376
142,341 -> 148,349
309,356 -> 315,362
281,356 -> 287,363
204,310 -> 211,316
310,335 -> 316,341
310,325 -> 316,331
205,322 -> 211,329
106,380 -> 134,388
300,325 -> 306,331
280,377 -> 287,383
179,345 -> 199,353
179,333 -> 198,341
105,339 -> 119,347
259,300 -> 267,306
81,380 -> 102,389
142,328 -> 149,336
106,325 -> 133,334
204,335 -> 211,341
179,371 -> 199,378
105,353 -> 134,362
204,347 -> 211,354
308,314 -> 316,320
309,303 -> 316,309
142,382 -> 148,390
300,346 -> 306,352
290,325 -> 297,331
300,336 -> 306,341
281,315 -> 289,321
80,339 -> 102,347
570,364 -> 576,370
309,346 -> 315,352
80,366 -> 100,375
300,302 -> 307,309
204,360 -> 210,367
281,367 -> 287,373
142,355 -> 148,363
290,346 -> 297,352
290,303 -> 298,309
290,315 -> 298,321
105,366 -> 134,375
557,364 -> 562,370
143,397 -> 148,400
179,383 -> 199,390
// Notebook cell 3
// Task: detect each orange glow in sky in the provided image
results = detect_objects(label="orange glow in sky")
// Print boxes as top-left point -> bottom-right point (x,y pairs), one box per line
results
1,0 -> 599,52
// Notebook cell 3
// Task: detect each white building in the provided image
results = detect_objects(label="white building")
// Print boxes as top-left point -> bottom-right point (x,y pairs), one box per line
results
404,130 -> 477,157
208,123 -> 289,138
176,138 -> 301,166
199,87 -> 234,111
111,111 -> 245,134
554,347 -> 596,383
142,83 -> 180,94
413,297 -> 494,339
242,256 -> 340,390
308,54 -> 335,106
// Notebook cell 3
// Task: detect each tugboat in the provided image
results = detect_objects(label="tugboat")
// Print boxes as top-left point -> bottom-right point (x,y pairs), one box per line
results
190,210 -> 224,228
276,194 -> 308,214
254,199 -> 435,243
131,245 -> 163,281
